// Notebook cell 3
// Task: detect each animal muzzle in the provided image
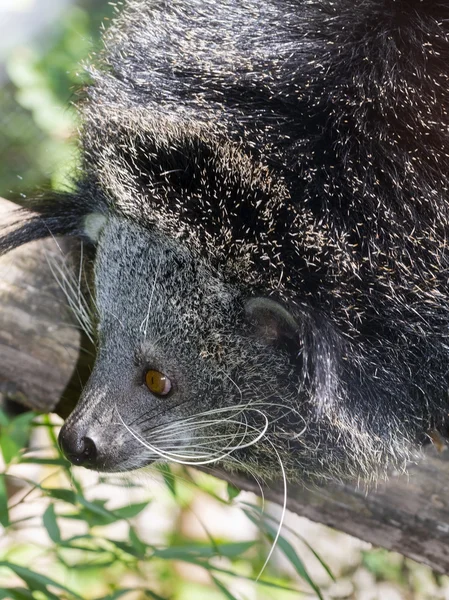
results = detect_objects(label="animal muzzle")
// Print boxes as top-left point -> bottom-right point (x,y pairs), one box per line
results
58,423 -> 99,469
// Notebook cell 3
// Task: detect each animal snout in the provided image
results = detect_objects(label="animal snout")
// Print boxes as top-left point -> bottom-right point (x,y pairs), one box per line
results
58,425 -> 98,468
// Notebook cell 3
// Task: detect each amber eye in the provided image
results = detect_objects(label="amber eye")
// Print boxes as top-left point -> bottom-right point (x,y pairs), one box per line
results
145,369 -> 172,397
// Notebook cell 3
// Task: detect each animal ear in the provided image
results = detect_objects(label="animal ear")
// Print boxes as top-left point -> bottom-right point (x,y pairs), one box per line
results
245,297 -> 299,346
0,189 -> 105,255
83,213 -> 107,243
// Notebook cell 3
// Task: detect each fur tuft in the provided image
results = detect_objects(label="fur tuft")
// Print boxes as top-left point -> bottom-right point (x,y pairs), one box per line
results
0,187 -> 107,254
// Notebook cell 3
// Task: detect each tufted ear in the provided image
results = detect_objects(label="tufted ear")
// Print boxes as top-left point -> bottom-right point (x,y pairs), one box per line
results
0,186 -> 106,255
83,213 -> 107,243
245,297 -> 300,347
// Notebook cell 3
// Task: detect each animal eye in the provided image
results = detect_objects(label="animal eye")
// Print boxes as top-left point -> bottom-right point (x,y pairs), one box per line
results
145,369 -> 172,397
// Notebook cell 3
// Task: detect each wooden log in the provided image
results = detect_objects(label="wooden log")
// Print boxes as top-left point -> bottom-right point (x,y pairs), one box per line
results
0,197 -> 89,418
215,446 -> 449,574
1,196 -> 449,573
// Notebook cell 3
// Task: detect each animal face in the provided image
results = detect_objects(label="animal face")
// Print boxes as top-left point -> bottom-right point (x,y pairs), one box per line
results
58,216 -> 305,478
57,214 -> 418,484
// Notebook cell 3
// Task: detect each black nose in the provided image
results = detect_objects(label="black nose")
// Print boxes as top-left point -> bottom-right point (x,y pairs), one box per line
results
58,426 -> 97,467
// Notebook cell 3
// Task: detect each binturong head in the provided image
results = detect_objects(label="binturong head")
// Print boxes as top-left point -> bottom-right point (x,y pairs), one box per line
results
57,214 -> 308,481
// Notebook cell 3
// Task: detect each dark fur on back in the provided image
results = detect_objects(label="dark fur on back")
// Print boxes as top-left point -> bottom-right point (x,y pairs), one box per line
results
3,0 -> 449,482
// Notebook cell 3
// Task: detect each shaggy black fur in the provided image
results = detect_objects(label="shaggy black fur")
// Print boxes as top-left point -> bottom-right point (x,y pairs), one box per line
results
3,0 -> 449,481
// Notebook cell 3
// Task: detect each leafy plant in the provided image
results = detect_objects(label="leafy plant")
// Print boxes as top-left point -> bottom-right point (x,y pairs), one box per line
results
0,410 -> 330,599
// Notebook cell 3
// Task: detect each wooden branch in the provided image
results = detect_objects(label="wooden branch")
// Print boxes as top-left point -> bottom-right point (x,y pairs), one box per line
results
210,449 -> 449,574
0,198 -> 90,418
1,197 -> 449,574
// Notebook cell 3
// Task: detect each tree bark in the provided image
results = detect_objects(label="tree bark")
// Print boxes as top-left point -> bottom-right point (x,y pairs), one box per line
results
1,197 -> 449,574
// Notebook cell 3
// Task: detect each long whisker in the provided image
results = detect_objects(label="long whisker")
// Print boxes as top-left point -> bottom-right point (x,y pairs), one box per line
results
147,411 -> 262,437
141,399 -> 307,440
47,250 -> 96,344
148,417 -> 266,461
152,413 -> 254,456
116,409 -> 269,465
256,442 -> 287,582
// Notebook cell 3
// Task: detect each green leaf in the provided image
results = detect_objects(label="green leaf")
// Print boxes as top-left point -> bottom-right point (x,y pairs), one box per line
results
244,511 -> 324,600
298,536 -> 336,583
143,590 -> 168,600
112,501 -> 149,520
129,527 -> 148,557
155,464 -> 177,498
0,434 -> 19,465
0,408 -> 10,427
95,591 -> 135,600
153,541 -> 255,561
78,496 -> 115,517
43,503 -> 61,543
10,412 -> 36,432
59,542 -> 104,553
108,539 -> 144,559
0,588 -> 34,600
71,497 -> 150,528
212,576 -> 240,600
153,554 -> 299,593
66,558 -> 117,570
0,473 -> 9,528
0,562 -> 83,600
76,497 -> 118,527
226,483 -> 240,502
1,413 -> 37,463
43,487 -> 77,504
243,503 -> 335,582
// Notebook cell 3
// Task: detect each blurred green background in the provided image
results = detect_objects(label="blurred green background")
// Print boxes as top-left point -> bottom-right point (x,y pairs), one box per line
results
0,0 -> 115,200
1,1 -> 449,599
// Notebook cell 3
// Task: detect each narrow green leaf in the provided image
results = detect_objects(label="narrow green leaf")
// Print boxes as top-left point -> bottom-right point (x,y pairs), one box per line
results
10,411 -> 36,432
59,542 -> 105,553
155,464 -> 177,498
244,511 -> 324,600
143,590 -> 168,600
65,533 -> 95,543
74,509 -> 116,528
43,503 -> 61,543
0,562 -> 84,599
73,498 -> 118,527
0,408 -> 10,427
297,536 -> 336,583
77,497 -> 116,520
108,539 -> 143,559
0,434 -> 20,464
212,576 -> 240,600
96,590 -> 135,600
226,483 -> 240,502
67,558 -> 116,570
151,554 -> 299,593
4,412 -> 36,462
153,541 -> 254,561
0,588 -> 34,600
112,501 -> 149,520
243,503 -> 335,582
0,473 -> 10,527
129,527 -> 148,557
43,487 -> 77,504
216,541 -> 255,558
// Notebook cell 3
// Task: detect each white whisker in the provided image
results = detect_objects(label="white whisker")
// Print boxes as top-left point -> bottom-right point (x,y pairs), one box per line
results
256,442 -> 287,581
116,409 -> 269,466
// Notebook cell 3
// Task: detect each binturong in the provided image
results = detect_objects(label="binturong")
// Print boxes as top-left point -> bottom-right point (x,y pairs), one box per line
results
2,0 -> 449,485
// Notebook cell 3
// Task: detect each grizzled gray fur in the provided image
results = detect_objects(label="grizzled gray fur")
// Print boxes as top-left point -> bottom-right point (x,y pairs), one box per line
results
2,0 -> 449,483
